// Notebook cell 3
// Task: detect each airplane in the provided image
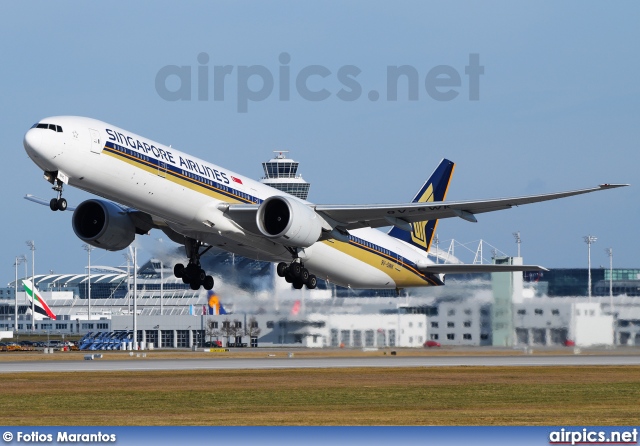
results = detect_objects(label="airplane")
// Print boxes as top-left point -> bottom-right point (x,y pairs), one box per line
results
23,116 -> 626,292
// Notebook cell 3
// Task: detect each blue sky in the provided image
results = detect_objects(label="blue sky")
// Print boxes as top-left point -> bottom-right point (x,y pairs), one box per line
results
2,1 -> 639,285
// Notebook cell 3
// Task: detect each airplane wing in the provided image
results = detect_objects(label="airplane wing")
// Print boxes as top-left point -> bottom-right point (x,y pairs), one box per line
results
313,184 -> 627,231
417,264 -> 548,274
25,194 -> 77,211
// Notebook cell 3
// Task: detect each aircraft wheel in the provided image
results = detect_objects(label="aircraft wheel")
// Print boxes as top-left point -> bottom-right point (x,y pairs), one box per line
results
174,263 -> 185,278
189,279 -> 201,291
284,273 -> 294,283
203,275 -> 214,291
291,262 -> 302,278
276,262 -> 288,277
293,280 -> 304,289
181,275 -> 190,284
306,275 -> 317,290
301,268 -> 310,282
57,198 -> 67,211
49,198 -> 58,211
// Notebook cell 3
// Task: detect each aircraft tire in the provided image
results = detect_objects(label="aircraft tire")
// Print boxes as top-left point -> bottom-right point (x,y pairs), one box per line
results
57,198 -> 67,211
49,198 -> 58,211
189,279 -> 201,291
301,268 -> 310,282
197,269 -> 206,282
284,273 -> 294,283
174,263 -> 185,278
293,280 -> 304,289
306,275 -> 317,290
276,262 -> 288,277
204,275 -> 214,290
291,262 -> 302,278
182,275 -> 190,284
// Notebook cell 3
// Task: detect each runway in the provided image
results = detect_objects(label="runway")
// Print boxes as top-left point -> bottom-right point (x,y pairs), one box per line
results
2,354 -> 640,373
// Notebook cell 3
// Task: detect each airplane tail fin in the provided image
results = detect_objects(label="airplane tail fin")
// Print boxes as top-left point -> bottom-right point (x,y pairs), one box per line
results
388,158 -> 455,252
207,290 -> 228,315
22,279 -> 57,320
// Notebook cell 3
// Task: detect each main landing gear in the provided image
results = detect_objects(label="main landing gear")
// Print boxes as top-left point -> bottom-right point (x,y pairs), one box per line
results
277,260 -> 317,290
173,239 -> 215,291
49,178 -> 67,211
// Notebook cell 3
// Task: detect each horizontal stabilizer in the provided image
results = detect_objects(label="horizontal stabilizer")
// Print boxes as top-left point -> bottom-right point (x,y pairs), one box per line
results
418,264 -> 548,274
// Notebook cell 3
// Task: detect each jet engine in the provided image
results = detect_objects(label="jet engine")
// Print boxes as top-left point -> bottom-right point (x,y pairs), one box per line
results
256,196 -> 322,248
72,199 -> 136,251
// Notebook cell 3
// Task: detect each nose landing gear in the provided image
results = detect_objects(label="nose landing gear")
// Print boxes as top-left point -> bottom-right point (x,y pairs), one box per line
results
277,260 -> 317,290
48,177 -> 67,211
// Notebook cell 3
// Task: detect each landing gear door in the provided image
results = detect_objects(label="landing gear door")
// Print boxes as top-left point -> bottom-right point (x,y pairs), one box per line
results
89,128 -> 103,154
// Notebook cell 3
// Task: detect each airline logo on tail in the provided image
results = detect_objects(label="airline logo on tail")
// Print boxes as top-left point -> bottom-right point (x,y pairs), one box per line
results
22,279 -> 56,320
388,158 -> 455,252
207,291 -> 227,315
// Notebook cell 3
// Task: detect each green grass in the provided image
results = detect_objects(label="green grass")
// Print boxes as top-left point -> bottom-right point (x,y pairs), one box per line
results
1,366 -> 640,425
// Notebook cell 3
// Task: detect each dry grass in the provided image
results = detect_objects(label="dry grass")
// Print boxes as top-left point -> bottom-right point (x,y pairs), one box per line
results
1,366 -> 639,425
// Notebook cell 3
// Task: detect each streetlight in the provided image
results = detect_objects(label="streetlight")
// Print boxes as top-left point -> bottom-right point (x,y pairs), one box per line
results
14,255 -> 26,333
606,248 -> 614,313
123,252 -> 132,315
82,244 -> 95,322
513,232 -> 521,258
583,235 -> 597,302
25,240 -> 35,331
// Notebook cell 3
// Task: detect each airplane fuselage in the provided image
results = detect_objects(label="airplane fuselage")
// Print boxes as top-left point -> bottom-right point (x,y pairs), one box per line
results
24,116 -> 443,289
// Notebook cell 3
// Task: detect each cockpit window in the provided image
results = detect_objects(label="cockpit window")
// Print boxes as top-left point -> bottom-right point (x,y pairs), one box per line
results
33,122 -> 63,132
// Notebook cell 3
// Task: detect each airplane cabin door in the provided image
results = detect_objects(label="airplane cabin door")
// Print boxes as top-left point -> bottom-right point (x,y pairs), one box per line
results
88,129 -> 103,154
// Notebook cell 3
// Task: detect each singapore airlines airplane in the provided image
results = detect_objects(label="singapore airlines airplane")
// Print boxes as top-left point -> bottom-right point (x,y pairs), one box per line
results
23,116 -> 625,292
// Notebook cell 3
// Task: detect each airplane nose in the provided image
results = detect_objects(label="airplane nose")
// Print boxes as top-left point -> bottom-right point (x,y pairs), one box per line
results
23,128 -> 43,157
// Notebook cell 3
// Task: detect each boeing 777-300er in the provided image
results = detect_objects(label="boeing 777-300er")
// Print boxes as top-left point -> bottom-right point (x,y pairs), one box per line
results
23,116 -> 626,292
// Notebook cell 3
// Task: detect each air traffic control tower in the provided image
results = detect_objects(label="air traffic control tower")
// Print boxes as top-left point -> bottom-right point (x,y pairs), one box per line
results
260,151 -> 310,200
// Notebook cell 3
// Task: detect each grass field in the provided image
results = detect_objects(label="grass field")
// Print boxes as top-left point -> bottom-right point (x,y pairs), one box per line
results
1,365 -> 639,425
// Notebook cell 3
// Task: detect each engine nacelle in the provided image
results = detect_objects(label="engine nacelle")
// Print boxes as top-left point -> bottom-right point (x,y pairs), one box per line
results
72,199 -> 136,251
256,196 -> 322,248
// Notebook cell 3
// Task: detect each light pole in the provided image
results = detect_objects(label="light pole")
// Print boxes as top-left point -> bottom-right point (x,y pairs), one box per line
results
133,246 -> 138,350
123,253 -> 131,315
513,232 -> 521,258
82,244 -> 94,321
14,255 -> 26,333
583,235 -> 597,302
156,238 -> 164,316
606,248 -> 614,313
25,240 -> 35,331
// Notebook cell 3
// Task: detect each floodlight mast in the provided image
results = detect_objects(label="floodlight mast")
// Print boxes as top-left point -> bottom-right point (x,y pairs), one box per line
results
25,241 -> 35,331
606,248 -> 614,313
513,232 -> 521,257
14,255 -> 26,333
82,244 -> 94,321
583,235 -> 597,302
